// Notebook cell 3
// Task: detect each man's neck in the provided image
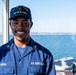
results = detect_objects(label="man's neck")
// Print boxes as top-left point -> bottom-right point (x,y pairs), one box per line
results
14,37 -> 30,48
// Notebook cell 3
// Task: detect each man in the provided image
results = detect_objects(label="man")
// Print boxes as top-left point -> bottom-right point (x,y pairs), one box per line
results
0,5 -> 56,75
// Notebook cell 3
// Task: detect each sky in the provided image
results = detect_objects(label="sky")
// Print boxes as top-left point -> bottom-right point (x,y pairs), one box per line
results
0,0 -> 76,33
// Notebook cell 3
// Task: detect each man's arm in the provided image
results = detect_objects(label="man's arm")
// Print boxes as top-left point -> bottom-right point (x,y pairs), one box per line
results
46,55 -> 56,75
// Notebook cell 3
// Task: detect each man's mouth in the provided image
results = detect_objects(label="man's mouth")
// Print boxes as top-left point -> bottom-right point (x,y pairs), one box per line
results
18,31 -> 24,34
16,31 -> 25,35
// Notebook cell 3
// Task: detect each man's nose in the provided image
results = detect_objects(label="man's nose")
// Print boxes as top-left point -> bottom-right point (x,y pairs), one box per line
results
18,22 -> 24,27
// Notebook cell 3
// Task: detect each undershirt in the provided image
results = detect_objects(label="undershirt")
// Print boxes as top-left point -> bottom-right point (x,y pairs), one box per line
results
13,40 -> 31,56
15,45 -> 27,56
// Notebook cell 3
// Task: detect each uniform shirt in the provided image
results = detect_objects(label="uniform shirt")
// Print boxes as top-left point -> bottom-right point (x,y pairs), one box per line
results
0,38 -> 56,75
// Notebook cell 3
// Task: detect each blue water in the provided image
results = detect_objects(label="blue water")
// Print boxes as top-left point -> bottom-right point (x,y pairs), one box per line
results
30,35 -> 76,60
0,34 -> 76,60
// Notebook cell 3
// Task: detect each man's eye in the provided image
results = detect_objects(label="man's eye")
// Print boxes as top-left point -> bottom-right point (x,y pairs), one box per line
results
13,22 -> 18,25
23,21 -> 28,25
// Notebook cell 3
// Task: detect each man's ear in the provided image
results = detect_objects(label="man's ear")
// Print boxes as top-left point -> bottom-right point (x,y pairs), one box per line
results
30,21 -> 33,28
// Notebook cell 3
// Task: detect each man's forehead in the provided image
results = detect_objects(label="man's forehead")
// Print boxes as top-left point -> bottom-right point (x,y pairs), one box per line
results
11,16 -> 29,21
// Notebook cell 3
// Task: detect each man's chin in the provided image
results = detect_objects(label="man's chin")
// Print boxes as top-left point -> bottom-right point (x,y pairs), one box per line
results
17,38 -> 26,42
16,36 -> 29,43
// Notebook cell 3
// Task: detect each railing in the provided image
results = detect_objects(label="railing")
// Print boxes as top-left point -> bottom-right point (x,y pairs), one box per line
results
56,63 -> 76,75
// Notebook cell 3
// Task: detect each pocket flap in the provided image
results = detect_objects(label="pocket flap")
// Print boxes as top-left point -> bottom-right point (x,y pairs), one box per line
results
0,63 -> 13,73
30,65 -> 46,73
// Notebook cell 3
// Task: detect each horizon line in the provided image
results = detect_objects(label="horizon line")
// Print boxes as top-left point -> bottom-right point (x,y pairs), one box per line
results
0,32 -> 76,35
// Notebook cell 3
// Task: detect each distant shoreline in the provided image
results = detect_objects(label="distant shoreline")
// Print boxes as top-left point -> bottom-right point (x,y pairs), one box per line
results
30,32 -> 76,35
0,32 -> 76,35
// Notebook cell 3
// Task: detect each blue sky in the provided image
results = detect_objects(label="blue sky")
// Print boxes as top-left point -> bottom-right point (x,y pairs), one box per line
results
0,0 -> 76,33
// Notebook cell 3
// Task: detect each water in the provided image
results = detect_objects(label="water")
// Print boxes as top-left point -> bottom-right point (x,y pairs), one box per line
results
30,35 -> 76,60
0,34 -> 76,60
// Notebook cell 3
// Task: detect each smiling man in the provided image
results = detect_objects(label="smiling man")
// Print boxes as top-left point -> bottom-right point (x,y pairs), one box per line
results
0,5 -> 56,75
10,17 -> 32,47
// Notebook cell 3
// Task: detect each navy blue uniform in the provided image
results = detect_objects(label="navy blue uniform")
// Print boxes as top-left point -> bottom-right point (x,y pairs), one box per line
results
0,38 -> 56,75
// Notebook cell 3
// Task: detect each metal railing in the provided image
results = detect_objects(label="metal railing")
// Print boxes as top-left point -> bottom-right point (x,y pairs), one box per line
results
56,63 -> 76,75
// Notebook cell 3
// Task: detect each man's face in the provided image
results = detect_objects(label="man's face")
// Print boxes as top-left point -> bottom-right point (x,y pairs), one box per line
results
10,16 -> 33,42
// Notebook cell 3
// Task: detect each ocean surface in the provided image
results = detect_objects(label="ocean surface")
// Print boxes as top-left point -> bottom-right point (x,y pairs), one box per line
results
0,34 -> 76,60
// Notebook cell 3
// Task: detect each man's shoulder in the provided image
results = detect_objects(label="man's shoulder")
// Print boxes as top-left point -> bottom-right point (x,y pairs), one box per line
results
0,39 -> 13,50
33,40 -> 52,56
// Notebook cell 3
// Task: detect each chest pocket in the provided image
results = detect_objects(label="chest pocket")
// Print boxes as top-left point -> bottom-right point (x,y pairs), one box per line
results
0,63 -> 14,75
30,65 -> 47,75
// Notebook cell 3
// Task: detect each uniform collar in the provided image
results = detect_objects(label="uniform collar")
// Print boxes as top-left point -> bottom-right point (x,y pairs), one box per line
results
4,37 -> 38,52
6,38 -> 38,57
